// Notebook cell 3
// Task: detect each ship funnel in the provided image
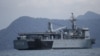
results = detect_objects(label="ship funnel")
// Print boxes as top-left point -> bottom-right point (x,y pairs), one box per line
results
48,22 -> 53,32
70,13 -> 76,30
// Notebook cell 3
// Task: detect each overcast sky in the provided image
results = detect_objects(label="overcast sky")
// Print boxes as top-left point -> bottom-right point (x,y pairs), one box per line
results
0,0 -> 100,30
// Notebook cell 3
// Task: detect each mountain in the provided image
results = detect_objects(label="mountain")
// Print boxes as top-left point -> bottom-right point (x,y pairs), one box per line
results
0,11 -> 100,50
77,11 -> 100,47
0,16 -> 68,50
77,11 -> 100,19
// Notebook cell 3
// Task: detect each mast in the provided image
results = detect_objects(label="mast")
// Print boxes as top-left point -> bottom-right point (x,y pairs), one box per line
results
48,22 -> 53,32
70,13 -> 76,30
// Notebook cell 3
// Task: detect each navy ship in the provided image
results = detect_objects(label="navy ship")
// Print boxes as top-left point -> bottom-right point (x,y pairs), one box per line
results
14,13 -> 95,50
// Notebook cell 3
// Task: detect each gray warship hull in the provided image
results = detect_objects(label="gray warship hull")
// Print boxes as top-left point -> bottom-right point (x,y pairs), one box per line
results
14,39 -> 94,50
14,40 -> 53,50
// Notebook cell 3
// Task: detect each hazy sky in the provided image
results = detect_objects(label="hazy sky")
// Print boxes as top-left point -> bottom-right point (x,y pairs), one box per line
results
0,0 -> 100,30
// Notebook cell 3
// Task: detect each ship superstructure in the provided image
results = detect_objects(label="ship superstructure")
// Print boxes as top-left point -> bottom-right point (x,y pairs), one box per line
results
14,13 -> 95,50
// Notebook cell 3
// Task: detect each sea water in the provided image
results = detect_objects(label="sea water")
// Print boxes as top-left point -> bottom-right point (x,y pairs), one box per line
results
0,48 -> 100,56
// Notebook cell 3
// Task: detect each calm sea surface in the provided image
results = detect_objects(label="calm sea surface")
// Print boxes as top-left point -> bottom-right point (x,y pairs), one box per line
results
0,48 -> 100,56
